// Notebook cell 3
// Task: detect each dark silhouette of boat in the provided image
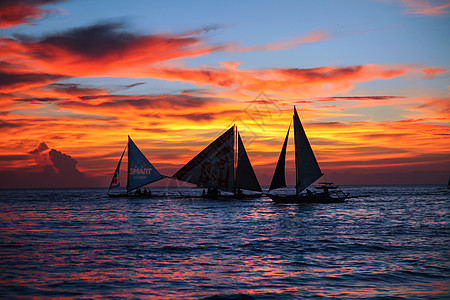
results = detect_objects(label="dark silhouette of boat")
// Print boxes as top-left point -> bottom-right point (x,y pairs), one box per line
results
107,136 -> 165,198
267,107 -> 349,204
172,125 -> 262,200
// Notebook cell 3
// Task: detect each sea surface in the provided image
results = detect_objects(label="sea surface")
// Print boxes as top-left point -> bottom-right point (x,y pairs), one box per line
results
0,185 -> 449,299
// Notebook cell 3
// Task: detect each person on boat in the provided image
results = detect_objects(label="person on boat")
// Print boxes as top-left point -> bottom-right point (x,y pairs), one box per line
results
202,189 -> 206,197
148,190 -> 152,197
207,187 -> 220,198
306,189 -> 313,197
143,188 -> 148,196
136,188 -> 141,195
236,188 -> 243,197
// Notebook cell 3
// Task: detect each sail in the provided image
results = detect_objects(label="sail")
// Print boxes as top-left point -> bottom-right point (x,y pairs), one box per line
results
269,126 -> 290,191
294,107 -> 323,193
173,126 -> 235,192
108,146 -> 126,192
126,136 -> 163,192
236,132 -> 262,192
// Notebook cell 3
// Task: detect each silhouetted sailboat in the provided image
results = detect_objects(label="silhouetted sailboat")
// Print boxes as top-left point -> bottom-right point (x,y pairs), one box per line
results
267,107 -> 348,203
173,125 -> 262,199
108,136 -> 164,197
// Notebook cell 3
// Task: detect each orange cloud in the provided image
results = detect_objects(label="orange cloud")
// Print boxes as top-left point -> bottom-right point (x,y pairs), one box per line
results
235,30 -> 330,52
2,22 -> 224,77
401,0 -> 450,16
145,63 -> 413,99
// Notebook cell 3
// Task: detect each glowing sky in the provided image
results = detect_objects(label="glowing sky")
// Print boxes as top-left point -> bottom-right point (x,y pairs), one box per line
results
1,0 -> 449,188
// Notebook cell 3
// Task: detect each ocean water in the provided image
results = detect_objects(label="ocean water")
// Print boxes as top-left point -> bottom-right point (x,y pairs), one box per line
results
0,185 -> 449,299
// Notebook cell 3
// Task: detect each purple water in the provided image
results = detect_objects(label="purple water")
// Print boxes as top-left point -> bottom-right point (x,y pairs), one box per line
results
0,185 -> 449,299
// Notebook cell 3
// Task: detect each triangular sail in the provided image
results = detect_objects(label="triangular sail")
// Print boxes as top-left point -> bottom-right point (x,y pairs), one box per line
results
294,107 -> 323,193
126,136 -> 163,192
269,126 -> 290,191
108,146 -> 126,193
236,132 -> 262,192
173,126 -> 235,192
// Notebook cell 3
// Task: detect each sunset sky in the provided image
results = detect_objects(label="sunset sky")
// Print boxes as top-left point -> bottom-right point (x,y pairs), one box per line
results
1,0 -> 449,188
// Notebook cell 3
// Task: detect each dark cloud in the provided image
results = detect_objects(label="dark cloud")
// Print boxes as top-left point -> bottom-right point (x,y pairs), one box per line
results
15,22 -> 217,63
0,0 -> 65,28
61,94 -> 212,110
317,96 -> 405,101
46,83 -> 106,95
28,141 -> 48,154
0,143 -> 98,188
0,119 -> 25,129
0,154 -> 30,161
0,71 -> 67,91
17,22 -> 136,59
48,148 -> 84,177
123,82 -> 145,89
166,113 -> 214,121
15,97 -> 65,102
280,66 -> 364,82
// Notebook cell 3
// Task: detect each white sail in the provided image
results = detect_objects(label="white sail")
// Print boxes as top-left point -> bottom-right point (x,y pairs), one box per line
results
236,132 -> 262,192
126,136 -> 164,192
173,126 -> 235,192
293,107 -> 323,193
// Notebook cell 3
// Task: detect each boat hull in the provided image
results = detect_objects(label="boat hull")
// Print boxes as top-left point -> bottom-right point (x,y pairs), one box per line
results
267,193 -> 346,204
108,193 -> 166,198
178,193 -> 262,200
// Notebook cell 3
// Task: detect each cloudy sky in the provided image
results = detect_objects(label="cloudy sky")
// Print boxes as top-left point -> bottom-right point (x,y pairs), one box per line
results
1,0 -> 449,188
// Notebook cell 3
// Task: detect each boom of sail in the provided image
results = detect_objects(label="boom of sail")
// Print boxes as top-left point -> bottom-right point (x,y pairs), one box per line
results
108,136 -> 164,194
173,125 -> 261,194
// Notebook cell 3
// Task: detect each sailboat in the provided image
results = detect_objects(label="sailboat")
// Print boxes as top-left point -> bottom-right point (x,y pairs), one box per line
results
172,125 -> 262,199
267,107 -> 348,203
108,136 -> 165,197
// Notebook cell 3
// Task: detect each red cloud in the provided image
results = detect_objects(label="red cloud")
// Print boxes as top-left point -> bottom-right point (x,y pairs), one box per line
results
401,0 -> 450,16
421,68 -> 448,79
4,22 -> 224,77
0,0 -> 64,28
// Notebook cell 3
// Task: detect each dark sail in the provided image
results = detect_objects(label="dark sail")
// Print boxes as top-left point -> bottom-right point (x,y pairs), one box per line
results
173,126 -> 235,192
236,132 -> 262,192
108,146 -> 126,193
269,126 -> 290,191
293,107 -> 323,193
126,136 -> 164,192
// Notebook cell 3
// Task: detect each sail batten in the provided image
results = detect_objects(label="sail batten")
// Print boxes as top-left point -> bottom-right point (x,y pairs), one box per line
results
293,107 -> 323,193
126,136 -> 164,192
236,133 -> 262,192
173,126 -> 235,192
269,126 -> 290,191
